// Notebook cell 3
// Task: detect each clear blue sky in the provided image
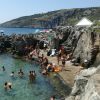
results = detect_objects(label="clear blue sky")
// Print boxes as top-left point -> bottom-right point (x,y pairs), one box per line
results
0,0 -> 100,23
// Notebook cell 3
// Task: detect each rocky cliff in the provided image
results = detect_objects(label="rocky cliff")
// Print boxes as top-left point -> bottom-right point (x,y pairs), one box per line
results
55,26 -> 100,68
55,26 -> 100,100
65,65 -> 100,100
0,7 -> 100,28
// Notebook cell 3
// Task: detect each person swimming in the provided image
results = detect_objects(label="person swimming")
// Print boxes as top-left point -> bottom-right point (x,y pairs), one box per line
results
50,95 -> 55,100
10,71 -> 15,77
29,71 -> 36,83
4,82 -> 8,90
8,82 -> 12,89
4,82 -> 12,91
32,71 -> 36,77
2,66 -> 5,71
18,69 -> 24,78
29,71 -> 32,82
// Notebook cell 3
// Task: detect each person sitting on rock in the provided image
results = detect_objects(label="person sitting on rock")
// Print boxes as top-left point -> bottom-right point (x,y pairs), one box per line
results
46,63 -> 53,72
42,57 -> 48,68
38,54 -> 44,64
62,56 -> 66,68
42,68 -> 48,75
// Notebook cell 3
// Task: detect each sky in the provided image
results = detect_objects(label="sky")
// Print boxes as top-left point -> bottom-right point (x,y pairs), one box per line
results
0,0 -> 100,23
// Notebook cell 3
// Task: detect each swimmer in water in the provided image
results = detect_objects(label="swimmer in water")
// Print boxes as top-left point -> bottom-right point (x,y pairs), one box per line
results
10,71 -> 15,77
2,66 -> 5,71
18,69 -> 24,78
4,82 -> 12,90
50,95 -> 55,100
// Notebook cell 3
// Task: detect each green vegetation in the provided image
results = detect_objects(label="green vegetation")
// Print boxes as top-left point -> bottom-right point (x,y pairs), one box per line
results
0,7 -> 100,28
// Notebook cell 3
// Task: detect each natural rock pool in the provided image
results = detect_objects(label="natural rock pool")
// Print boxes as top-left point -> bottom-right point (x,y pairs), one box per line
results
0,54 -> 71,100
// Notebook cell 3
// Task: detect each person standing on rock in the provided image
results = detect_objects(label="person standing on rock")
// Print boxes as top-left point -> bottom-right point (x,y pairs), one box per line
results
62,56 -> 66,68
57,50 -> 61,65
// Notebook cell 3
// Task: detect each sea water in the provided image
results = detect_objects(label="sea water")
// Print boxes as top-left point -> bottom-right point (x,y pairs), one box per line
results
0,27 -> 43,35
0,54 -> 70,100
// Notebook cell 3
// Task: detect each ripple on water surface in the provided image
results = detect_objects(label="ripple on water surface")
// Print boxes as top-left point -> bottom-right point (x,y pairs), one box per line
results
0,54 -> 70,100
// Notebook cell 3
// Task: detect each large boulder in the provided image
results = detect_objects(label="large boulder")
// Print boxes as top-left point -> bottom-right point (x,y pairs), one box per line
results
65,65 -> 100,100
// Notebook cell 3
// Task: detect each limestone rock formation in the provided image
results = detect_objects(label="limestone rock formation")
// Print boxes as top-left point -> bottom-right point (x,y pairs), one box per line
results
65,66 -> 100,100
58,26 -> 100,67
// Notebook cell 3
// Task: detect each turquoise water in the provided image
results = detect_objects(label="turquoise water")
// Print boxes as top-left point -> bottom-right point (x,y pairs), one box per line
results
0,54 -> 70,100
0,27 -> 43,35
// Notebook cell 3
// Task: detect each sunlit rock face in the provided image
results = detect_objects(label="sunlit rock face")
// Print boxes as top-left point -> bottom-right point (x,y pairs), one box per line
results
65,65 -> 100,100
73,31 -> 92,64
58,26 -> 100,68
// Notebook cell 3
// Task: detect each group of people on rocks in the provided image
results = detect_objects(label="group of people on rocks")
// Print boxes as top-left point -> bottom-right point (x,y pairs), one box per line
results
27,44 -> 69,75
37,53 -> 62,75
38,54 -> 51,75
41,63 -> 54,75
